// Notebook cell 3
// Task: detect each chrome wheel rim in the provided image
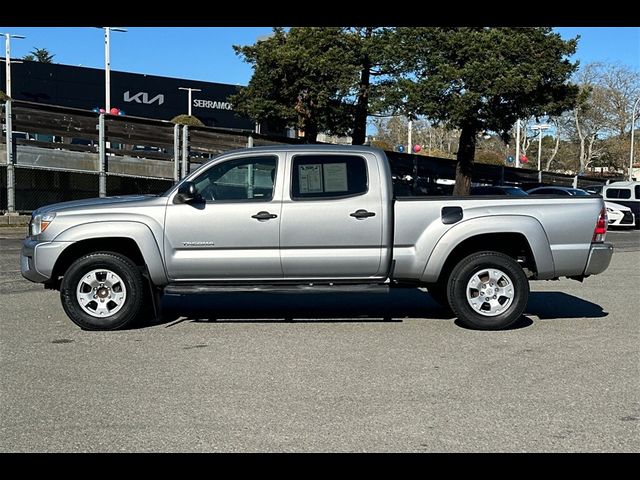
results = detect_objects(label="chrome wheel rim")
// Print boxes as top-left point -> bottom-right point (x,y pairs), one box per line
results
465,268 -> 514,317
76,269 -> 127,318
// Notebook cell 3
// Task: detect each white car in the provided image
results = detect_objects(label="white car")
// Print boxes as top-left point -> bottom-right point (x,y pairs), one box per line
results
605,201 -> 636,228
527,186 -> 636,228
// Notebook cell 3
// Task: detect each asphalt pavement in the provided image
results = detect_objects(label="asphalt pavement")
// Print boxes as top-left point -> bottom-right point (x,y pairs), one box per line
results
0,227 -> 638,452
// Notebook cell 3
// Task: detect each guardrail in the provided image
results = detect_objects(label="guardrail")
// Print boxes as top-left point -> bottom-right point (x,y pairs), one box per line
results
1,99 -> 621,213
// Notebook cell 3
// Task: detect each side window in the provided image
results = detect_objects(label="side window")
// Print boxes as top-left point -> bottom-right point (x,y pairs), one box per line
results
291,155 -> 368,200
606,188 -> 631,199
193,156 -> 277,202
635,185 -> 640,199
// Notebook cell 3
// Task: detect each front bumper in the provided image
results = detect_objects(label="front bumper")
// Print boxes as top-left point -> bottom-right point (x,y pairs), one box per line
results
583,242 -> 614,276
21,238 -> 72,283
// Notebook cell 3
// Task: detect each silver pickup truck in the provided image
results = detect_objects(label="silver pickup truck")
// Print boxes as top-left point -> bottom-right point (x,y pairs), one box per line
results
21,145 -> 613,331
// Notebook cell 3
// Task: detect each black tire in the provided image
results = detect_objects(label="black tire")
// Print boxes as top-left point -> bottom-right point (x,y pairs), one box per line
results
425,282 -> 452,312
60,252 -> 145,331
447,251 -> 529,330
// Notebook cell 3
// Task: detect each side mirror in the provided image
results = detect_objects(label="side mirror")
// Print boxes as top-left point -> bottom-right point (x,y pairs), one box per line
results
174,181 -> 202,204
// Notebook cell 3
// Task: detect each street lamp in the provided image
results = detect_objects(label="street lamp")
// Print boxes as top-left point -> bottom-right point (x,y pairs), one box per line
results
98,27 -> 127,112
178,87 -> 202,117
629,96 -> 640,181
1,32 -> 25,215
531,123 -> 550,171
1,32 -> 26,98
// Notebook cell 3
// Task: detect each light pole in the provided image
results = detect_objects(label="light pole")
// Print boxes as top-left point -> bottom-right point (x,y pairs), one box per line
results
531,123 -> 550,171
1,32 -> 26,215
2,32 -> 26,98
178,87 -> 202,117
100,27 -> 127,112
407,117 -> 412,154
515,119 -> 521,168
629,96 -> 640,181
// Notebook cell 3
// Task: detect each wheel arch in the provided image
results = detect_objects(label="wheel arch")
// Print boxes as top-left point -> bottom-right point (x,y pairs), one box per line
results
420,216 -> 555,284
51,222 -> 167,286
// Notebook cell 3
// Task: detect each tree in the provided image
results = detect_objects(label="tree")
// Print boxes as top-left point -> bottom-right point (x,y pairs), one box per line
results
599,63 -> 640,138
23,47 -> 55,63
230,28 -> 358,143
231,27 -> 398,145
381,28 -> 579,194
567,62 -> 640,174
0,90 -> 8,101
342,27 -> 398,145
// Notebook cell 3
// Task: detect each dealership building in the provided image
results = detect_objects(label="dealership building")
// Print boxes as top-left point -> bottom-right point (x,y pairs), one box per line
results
1,59 -> 266,132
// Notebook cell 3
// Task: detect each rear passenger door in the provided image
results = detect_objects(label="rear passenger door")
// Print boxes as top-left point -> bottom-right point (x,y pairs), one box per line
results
279,152 -> 384,280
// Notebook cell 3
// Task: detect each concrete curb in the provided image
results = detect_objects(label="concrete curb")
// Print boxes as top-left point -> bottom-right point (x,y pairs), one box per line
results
0,215 -> 30,226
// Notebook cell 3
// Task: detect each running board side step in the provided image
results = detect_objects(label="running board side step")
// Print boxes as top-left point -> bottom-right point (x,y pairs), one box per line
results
164,284 -> 390,295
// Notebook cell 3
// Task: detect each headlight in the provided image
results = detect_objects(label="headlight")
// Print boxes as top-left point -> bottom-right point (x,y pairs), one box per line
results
29,213 -> 56,236
606,207 -> 614,213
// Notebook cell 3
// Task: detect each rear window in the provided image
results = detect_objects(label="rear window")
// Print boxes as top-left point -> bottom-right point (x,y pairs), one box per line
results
606,188 -> 631,199
291,155 -> 368,200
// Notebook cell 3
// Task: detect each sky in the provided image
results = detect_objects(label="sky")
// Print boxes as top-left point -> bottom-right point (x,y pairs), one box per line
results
0,27 -> 638,86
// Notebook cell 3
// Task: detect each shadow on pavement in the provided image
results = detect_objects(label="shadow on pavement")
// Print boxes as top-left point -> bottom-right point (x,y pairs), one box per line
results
526,291 -> 608,319
160,288 -> 453,324
152,289 -> 607,329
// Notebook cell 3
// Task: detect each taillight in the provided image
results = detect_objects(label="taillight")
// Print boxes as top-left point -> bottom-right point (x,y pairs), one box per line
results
593,207 -> 607,242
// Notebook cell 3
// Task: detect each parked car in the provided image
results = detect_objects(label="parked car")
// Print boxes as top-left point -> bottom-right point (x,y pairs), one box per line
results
526,186 -> 587,196
527,186 -> 636,228
22,145 -> 613,331
470,185 -> 528,196
600,181 -> 640,229
605,201 -> 636,228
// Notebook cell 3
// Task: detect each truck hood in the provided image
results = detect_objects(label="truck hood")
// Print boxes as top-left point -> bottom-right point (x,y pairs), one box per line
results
32,195 -> 159,215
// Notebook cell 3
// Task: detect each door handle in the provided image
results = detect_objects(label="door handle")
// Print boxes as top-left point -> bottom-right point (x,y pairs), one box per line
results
251,211 -> 278,220
350,209 -> 376,219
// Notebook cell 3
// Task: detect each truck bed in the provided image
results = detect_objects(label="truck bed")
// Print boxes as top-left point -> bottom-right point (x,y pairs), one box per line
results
392,195 -> 604,281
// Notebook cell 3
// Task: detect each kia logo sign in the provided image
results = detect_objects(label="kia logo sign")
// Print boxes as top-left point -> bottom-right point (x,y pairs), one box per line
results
124,91 -> 165,105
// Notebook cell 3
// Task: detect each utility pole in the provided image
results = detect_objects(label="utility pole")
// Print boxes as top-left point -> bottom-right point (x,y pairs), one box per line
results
630,97 -> 640,181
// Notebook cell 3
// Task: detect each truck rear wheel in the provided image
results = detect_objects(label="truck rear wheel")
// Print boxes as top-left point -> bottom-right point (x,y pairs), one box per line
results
60,252 -> 145,331
447,251 -> 529,330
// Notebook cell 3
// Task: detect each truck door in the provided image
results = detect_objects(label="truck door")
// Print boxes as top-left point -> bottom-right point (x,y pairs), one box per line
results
279,152 -> 385,280
164,154 -> 283,281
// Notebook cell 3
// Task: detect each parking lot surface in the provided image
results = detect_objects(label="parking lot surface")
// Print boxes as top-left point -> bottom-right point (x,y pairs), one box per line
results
1,228 -> 638,452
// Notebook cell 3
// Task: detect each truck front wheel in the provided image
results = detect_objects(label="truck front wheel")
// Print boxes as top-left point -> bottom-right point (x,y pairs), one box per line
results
60,252 -> 145,331
447,251 -> 529,330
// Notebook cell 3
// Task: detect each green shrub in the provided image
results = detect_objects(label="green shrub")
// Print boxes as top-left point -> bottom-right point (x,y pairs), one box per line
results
171,114 -> 204,127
